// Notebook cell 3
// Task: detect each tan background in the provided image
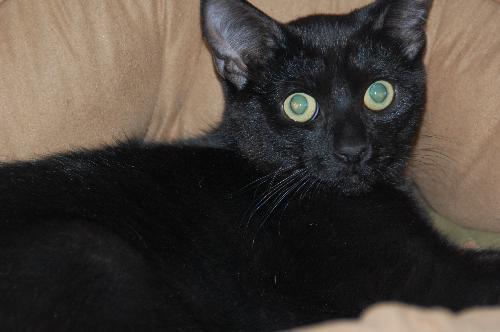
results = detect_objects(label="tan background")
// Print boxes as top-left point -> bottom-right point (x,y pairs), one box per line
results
297,303 -> 500,332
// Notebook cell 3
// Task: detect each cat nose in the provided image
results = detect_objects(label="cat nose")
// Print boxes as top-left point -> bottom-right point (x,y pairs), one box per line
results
334,143 -> 369,164
332,110 -> 369,164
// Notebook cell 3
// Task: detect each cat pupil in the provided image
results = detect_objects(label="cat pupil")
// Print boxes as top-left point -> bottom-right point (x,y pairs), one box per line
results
290,94 -> 308,115
369,83 -> 388,103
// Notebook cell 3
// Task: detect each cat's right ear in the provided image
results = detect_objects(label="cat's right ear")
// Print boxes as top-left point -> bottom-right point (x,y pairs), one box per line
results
201,0 -> 285,89
371,0 -> 433,60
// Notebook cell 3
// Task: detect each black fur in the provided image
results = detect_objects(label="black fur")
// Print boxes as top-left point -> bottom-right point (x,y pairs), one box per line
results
2,1 -> 500,331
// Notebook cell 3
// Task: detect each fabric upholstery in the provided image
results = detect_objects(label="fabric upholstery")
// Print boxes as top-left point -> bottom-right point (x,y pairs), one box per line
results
296,303 -> 500,332
0,0 -> 164,158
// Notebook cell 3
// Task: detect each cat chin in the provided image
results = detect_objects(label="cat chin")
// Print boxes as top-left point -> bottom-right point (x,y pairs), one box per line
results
315,173 -> 374,196
314,165 -> 376,196
334,177 -> 374,196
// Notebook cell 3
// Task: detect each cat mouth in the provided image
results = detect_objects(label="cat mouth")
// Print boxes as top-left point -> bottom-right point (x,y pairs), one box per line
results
337,173 -> 373,195
304,158 -> 376,195
324,165 -> 375,195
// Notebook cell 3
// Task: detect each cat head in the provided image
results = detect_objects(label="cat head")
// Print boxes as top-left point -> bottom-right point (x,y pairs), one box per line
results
202,0 -> 432,195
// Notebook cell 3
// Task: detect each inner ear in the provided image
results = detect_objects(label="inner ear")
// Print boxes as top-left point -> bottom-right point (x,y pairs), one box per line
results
201,0 -> 285,89
372,0 -> 433,60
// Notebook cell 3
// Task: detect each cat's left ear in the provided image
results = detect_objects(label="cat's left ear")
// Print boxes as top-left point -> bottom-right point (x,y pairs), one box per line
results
373,0 -> 433,60
201,0 -> 285,89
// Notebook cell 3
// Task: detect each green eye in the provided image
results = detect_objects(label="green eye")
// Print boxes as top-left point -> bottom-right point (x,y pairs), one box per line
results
283,93 -> 318,123
364,80 -> 394,111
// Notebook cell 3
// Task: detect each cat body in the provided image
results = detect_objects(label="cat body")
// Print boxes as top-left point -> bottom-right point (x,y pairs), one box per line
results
2,0 -> 500,331
3,143 -> 499,332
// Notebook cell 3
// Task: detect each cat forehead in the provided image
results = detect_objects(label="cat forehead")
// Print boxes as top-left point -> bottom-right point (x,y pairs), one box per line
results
281,19 -> 391,77
270,22 -> 402,93
286,14 -> 366,50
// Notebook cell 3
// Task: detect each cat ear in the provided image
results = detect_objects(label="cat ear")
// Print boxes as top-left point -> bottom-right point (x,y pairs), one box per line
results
201,0 -> 285,89
374,0 -> 433,60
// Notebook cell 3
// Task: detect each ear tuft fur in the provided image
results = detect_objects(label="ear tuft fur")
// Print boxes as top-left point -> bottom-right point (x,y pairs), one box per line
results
201,0 -> 284,89
375,0 -> 433,60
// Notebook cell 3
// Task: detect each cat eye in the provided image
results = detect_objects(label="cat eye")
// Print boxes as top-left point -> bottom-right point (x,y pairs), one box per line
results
283,93 -> 319,123
364,80 -> 395,112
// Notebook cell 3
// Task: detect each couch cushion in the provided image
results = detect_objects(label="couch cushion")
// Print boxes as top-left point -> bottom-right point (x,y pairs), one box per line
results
0,0 -> 164,159
296,303 -> 500,332
1,0 -> 500,232
410,0 -> 500,232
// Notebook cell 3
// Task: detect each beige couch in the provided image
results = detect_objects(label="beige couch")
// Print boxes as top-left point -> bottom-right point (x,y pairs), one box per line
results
1,0 -> 500,330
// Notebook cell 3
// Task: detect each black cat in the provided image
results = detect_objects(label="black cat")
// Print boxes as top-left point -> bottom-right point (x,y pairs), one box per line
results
1,0 -> 499,331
